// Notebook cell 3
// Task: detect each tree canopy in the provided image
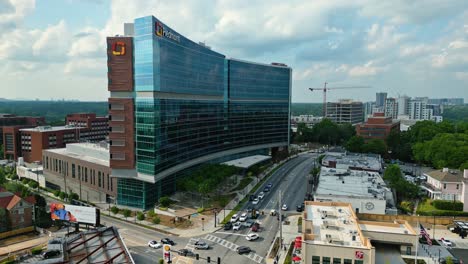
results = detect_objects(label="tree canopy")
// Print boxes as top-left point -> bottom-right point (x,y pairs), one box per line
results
384,164 -> 420,201
294,118 -> 355,145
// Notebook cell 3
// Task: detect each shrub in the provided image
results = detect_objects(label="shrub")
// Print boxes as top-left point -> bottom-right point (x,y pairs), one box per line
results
147,210 -> 156,218
53,190 -> 60,197
69,193 -> 79,201
31,247 -> 43,255
298,217 -> 303,226
122,209 -> 132,219
159,196 -> 171,207
416,209 -> 468,216
197,207 -> 204,213
111,206 -> 119,215
159,207 -> 168,211
59,192 -> 68,200
432,200 -> 463,211
137,211 -> 145,221
11,175 -> 18,180
21,178 -> 30,184
152,216 -> 161,224
29,181 -> 39,189
159,259 -> 164,264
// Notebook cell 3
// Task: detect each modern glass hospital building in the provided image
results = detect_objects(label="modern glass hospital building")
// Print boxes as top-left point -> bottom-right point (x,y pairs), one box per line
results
107,16 -> 291,208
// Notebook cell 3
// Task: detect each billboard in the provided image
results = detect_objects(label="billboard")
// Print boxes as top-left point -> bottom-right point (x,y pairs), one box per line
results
50,203 -> 98,225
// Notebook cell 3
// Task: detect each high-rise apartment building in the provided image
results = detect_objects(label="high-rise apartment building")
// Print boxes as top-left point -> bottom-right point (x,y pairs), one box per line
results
107,16 -> 291,208
428,98 -> 464,105
384,98 -> 398,119
326,99 -> 363,125
408,97 -> 433,120
375,92 -> 387,108
397,96 -> 409,116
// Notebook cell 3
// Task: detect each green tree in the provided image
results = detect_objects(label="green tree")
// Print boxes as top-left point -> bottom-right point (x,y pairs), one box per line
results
338,123 -> 356,144
110,206 -> 119,215
445,256 -> 454,264
363,139 -> 387,155
152,216 -> 161,224
69,193 -> 79,201
122,209 -> 132,220
345,136 -> 365,153
137,211 -> 145,221
159,196 -> 171,207
0,144 -> 3,158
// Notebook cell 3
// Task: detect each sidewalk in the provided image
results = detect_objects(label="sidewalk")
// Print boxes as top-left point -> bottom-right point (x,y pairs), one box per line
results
0,236 -> 49,256
266,215 -> 302,264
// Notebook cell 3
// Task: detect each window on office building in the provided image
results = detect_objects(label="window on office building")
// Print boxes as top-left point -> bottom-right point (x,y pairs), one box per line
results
98,172 -> 102,188
312,256 -> 320,264
355,260 -> 364,264
107,174 -> 110,190
343,259 -> 352,264
323,257 -> 330,264
72,164 -> 75,178
110,175 -> 113,191
333,258 -> 341,264
85,168 -> 88,182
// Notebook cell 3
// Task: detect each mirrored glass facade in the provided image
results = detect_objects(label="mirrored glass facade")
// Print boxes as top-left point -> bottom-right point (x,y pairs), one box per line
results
116,16 -> 291,208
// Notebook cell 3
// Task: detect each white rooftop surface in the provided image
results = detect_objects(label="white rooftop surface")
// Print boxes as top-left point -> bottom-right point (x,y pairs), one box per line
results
222,155 -> 271,169
316,167 -> 387,199
323,153 -> 382,171
305,204 -> 366,248
20,125 -> 82,132
45,143 -> 109,166
359,223 -> 412,234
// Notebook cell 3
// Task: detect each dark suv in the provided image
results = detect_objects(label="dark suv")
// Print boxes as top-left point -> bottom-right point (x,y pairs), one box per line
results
224,222 -> 233,230
236,246 -> 251,254
296,204 -> 304,212
42,250 -> 60,259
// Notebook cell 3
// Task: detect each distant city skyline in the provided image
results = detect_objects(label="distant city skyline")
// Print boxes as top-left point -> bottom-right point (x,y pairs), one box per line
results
1,0 -> 468,102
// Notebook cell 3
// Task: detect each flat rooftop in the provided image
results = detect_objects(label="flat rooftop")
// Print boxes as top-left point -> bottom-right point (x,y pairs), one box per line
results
304,202 -> 369,249
222,155 -> 271,169
359,221 -> 416,235
45,143 -> 109,166
20,125 -> 82,132
316,167 -> 388,199
322,153 -> 382,171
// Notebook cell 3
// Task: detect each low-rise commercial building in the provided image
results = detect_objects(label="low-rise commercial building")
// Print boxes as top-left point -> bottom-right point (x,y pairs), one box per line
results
314,167 -> 391,214
356,112 -> 400,142
302,201 -> 417,264
322,153 -> 383,172
43,142 -> 116,204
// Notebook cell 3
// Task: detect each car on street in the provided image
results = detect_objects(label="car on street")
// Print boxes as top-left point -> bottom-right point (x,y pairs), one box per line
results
441,238 -> 453,247
239,213 -> 248,222
236,246 -> 252,254
258,192 -> 265,199
282,204 -> 288,210
230,214 -> 239,222
246,233 -> 259,241
224,222 -> 233,230
194,241 -> 210,250
296,204 -> 304,212
161,238 -> 175,246
252,198 -> 260,205
263,187 -> 270,192
178,249 -> 195,257
148,240 -> 162,249
267,183 -> 273,188
233,222 -> 242,231
41,250 -> 60,259
243,219 -> 255,227
270,209 -> 277,216
249,195 -> 256,201
251,222 -> 260,232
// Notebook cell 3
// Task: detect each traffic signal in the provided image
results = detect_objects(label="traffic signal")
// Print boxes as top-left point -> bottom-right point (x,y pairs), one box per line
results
207,256 -> 211,263
196,254 -> 199,260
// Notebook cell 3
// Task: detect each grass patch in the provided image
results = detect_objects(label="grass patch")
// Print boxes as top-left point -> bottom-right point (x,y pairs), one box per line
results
416,199 -> 468,216
232,177 -> 254,191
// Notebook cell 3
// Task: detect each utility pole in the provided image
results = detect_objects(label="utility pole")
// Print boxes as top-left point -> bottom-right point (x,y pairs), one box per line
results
278,190 -> 283,248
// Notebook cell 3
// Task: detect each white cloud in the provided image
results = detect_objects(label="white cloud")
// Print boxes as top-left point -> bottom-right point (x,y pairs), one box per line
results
348,61 -> 383,77
0,0 -> 35,33
32,20 -> 69,59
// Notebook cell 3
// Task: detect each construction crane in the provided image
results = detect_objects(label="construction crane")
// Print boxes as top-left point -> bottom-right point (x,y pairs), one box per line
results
308,82 -> 371,117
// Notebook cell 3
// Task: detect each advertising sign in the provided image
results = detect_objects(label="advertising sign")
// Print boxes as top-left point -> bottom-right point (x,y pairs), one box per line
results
355,251 -> 364,259
163,244 -> 172,262
50,203 -> 98,225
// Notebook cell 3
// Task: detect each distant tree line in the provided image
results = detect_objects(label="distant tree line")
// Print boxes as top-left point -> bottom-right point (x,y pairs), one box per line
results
0,101 -> 108,125
443,105 -> 468,122
291,103 -> 323,116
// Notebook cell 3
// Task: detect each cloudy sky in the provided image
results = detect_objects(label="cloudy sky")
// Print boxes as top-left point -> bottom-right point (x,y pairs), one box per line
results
1,0 -> 467,103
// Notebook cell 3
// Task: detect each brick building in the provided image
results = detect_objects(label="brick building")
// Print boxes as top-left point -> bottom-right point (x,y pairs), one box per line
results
1,114 -> 45,160
66,113 -> 108,142
356,112 -> 400,141
0,188 -> 36,232
42,142 -> 116,204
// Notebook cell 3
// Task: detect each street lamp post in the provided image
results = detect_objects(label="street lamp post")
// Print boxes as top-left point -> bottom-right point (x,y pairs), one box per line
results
202,217 -> 205,231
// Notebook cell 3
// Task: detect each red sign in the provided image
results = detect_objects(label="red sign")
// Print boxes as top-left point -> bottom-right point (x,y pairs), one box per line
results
355,251 -> 364,259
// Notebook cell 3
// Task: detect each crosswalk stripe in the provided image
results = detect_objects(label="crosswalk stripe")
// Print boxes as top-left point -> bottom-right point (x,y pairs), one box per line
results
200,234 -> 264,263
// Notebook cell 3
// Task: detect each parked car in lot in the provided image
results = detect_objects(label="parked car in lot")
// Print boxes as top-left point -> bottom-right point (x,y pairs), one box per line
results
239,213 -> 248,222
194,241 -> 210,250
231,214 -> 239,222
246,233 -> 259,241
441,238 -> 453,247
42,250 -> 60,259
236,246 -> 252,254
252,198 -> 260,205
258,192 -> 265,199
281,204 -> 288,210
148,240 -> 162,249
178,249 -> 195,257
224,222 -> 233,230
161,238 -> 175,245
233,222 -> 242,231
